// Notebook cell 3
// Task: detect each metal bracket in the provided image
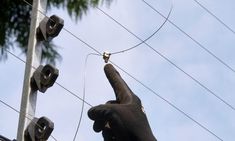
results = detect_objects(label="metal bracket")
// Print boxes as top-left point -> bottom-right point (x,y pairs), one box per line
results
24,117 -> 54,141
103,51 -> 111,63
37,15 -> 64,41
31,64 -> 59,93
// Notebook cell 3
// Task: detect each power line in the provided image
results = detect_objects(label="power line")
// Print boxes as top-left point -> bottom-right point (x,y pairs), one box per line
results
18,1 -> 224,140
96,4 -> 235,111
193,0 -> 235,35
141,0 -> 235,73
0,99 -> 58,141
0,99 -> 21,114
55,82 -> 93,107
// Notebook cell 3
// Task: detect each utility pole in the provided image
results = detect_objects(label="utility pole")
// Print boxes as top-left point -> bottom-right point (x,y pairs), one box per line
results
17,0 -> 47,141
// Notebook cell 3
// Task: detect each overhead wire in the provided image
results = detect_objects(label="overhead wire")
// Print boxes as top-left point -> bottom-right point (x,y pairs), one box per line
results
0,98 -> 58,141
5,49 -> 93,107
72,53 -> 100,141
141,0 -> 235,73
193,0 -> 235,35
110,3 -> 173,55
95,2 -> 235,111
13,0 -> 225,140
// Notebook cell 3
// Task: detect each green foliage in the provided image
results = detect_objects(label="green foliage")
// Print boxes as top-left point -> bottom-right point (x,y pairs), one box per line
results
0,0 -> 112,65
0,0 -> 31,60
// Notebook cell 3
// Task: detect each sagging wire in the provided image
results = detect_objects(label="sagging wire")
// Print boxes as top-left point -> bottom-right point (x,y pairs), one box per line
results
110,3 -> 173,55
0,99 -> 58,141
72,53 -> 100,141
102,2 -> 171,62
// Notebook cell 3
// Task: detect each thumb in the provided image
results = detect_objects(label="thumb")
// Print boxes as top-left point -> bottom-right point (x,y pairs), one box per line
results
104,64 -> 133,104
88,105 -> 112,133
88,104 -> 113,121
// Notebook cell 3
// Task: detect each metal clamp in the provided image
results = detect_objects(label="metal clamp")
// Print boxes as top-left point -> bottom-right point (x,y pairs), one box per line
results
37,15 -> 64,41
103,51 -> 111,63
31,64 -> 59,93
25,117 -> 54,141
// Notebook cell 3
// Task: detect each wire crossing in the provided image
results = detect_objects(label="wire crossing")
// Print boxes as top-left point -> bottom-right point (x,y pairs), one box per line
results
5,49 -> 93,107
96,4 -> 235,111
142,0 -> 235,73
193,0 -> 235,35
110,4 -> 173,55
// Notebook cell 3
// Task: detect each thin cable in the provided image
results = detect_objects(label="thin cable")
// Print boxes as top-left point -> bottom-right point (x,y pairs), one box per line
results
110,4 -> 173,55
193,0 -> 235,35
5,48 -> 93,107
0,99 -> 21,114
0,99 -> 58,141
73,53 -> 100,141
109,61 -> 223,141
141,0 -> 235,73
96,5 -> 235,111
55,82 -> 93,107
6,50 -> 33,68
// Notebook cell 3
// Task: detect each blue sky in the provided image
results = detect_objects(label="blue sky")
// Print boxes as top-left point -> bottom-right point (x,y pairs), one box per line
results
1,0 -> 235,140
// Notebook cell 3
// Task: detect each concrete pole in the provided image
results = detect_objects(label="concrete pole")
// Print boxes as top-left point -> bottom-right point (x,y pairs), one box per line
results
17,0 -> 47,141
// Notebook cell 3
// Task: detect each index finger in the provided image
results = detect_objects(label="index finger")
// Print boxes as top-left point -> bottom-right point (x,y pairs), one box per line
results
104,64 -> 133,104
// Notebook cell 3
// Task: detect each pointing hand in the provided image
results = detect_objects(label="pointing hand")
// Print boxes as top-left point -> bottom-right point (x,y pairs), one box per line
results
88,64 -> 157,141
